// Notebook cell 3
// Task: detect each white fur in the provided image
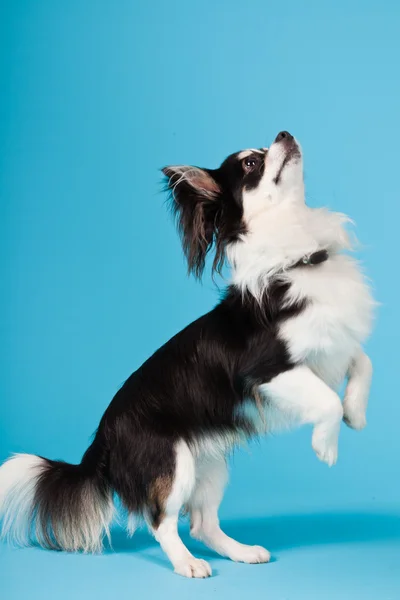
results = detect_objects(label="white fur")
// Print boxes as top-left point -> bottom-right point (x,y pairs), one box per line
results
151,440 -> 213,578
0,454 -> 45,546
153,439 -> 270,577
190,432 -> 242,460
343,349 -> 372,430
228,204 -> 355,303
189,455 -> 270,563
261,366 -> 344,465
228,135 -> 374,461
229,142 -> 375,366
127,513 -> 138,537
237,149 -> 265,159
0,453 -> 114,553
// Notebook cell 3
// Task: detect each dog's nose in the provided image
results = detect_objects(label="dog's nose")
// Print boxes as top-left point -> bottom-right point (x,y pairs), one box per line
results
275,131 -> 293,143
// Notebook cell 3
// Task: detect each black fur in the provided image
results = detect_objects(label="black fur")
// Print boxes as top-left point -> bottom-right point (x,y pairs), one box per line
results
32,282 -> 304,539
33,439 -> 111,549
163,149 -> 266,278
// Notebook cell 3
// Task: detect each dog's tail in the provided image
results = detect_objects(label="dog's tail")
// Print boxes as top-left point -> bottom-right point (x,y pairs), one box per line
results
0,437 -> 113,552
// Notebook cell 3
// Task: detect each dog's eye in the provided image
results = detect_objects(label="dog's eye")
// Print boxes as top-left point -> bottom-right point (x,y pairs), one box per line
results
242,156 -> 259,172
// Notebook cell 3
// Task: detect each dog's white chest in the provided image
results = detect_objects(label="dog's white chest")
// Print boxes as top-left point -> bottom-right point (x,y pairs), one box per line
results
279,255 -> 374,387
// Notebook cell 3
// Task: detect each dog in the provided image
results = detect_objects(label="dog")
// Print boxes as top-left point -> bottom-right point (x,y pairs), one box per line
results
0,131 -> 374,578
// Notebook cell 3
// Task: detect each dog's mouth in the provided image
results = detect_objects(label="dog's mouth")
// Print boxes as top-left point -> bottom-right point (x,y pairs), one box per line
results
272,131 -> 301,185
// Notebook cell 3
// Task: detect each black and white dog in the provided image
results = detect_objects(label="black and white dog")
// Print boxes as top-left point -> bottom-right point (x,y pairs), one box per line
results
0,131 -> 374,578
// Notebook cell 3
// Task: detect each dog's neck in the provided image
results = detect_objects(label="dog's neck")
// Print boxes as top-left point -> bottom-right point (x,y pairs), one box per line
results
227,203 -> 352,300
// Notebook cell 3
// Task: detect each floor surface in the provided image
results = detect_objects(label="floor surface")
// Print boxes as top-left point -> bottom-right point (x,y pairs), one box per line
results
2,506 -> 399,600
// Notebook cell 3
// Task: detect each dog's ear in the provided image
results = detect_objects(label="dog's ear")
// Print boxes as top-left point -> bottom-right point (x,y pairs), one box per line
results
163,165 -> 222,279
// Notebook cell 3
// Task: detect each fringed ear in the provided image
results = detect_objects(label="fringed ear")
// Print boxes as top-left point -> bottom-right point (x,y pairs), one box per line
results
162,165 -> 222,279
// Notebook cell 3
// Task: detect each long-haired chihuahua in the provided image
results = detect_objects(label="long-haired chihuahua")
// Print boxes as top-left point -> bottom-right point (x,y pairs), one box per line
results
0,131 -> 374,578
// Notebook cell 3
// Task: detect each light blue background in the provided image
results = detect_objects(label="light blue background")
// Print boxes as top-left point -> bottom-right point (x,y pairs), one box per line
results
1,1 -> 399,598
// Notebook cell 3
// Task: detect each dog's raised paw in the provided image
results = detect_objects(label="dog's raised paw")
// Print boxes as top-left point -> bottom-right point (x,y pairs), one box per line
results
312,426 -> 338,467
343,406 -> 367,431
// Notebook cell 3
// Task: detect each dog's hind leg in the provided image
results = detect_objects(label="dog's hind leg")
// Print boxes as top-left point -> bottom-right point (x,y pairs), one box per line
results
189,455 -> 270,564
150,440 -> 212,578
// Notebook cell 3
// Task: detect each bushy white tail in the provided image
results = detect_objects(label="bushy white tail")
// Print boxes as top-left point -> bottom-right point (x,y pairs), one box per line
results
0,452 -> 113,552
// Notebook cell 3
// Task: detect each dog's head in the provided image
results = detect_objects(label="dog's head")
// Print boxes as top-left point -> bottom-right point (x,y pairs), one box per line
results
163,131 -> 304,278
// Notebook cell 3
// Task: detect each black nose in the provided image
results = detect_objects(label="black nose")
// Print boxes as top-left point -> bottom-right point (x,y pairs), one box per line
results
275,131 -> 293,143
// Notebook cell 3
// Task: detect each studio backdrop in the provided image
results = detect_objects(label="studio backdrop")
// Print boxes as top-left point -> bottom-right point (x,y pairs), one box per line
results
1,1 -> 399,599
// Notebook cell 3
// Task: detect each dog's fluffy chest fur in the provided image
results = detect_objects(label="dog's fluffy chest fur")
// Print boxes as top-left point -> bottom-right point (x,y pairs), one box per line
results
231,205 -> 375,389
280,255 -> 374,387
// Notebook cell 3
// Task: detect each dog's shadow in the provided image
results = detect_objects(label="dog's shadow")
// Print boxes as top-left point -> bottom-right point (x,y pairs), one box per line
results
106,509 -> 400,566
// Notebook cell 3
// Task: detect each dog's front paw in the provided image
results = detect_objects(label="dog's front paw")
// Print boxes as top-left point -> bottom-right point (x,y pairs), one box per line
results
343,385 -> 367,430
312,424 -> 339,467
343,358 -> 371,431
343,405 -> 367,430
